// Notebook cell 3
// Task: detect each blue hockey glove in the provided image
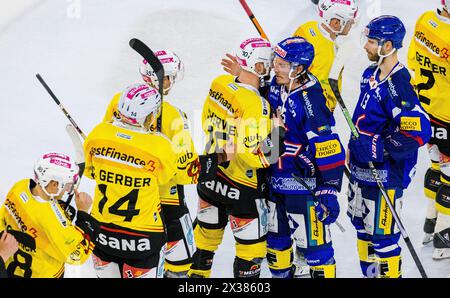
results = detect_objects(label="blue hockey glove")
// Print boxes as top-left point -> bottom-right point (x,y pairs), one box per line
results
314,185 -> 340,225
294,151 -> 316,177
348,134 -> 384,164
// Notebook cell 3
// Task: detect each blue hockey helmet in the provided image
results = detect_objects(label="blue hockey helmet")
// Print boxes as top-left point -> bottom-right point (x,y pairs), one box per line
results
364,15 -> 406,49
274,37 -> 315,69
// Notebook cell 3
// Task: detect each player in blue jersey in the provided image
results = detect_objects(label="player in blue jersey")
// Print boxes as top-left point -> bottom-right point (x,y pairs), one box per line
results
266,37 -> 346,278
347,16 -> 431,278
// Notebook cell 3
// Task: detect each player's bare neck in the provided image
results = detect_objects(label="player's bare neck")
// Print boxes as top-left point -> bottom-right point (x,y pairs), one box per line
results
238,72 -> 260,90
379,54 -> 399,81
320,23 -> 337,41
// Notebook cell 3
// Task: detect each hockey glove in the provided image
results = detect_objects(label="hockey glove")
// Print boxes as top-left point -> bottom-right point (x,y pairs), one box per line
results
294,151 -> 316,177
314,185 -> 340,225
348,134 -> 384,164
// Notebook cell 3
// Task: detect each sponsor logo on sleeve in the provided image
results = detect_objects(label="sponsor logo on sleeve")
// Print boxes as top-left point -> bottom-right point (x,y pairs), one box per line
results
314,139 -> 341,158
400,116 -> 421,131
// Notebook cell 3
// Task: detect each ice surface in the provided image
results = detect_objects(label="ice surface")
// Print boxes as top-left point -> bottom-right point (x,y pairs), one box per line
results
0,0 -> 449,278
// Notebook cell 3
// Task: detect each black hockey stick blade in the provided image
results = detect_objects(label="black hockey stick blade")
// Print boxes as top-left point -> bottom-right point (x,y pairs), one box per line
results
129,38 -> 164,95
129,38 -> 164,131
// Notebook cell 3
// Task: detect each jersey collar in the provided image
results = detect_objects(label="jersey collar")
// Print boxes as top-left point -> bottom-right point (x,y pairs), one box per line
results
237,82 -> 260,96
282,73 -> 318,98
370,62 -> 403,89
112,119 -> 148,133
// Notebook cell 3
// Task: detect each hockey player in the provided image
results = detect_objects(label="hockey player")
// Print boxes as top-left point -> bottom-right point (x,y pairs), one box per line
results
291,0 -> 358,275
348,16 -> 431,278
0,153 -> 98,278
407,1 -> 450,259
266,37 -> 345,278
103,50 -> 197,277
86,83 -> 228,278
293,0 -> 359,112
188,37 -> 285,278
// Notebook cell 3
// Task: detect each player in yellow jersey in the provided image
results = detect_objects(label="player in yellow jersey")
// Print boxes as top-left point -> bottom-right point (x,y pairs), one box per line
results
103,50 -> 197,278
0,153 -> 98,278
86,83 -> 178,278
293,0 -> 359,113
407,0 -> 450,259
188,37 -> 285,278
86,83 -> 229,278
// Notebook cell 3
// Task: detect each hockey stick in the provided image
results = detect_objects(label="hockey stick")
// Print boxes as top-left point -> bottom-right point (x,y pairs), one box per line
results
36,74 -> 87,140
238,0 -> 269,40
36,74 -> 86,214
291,173 -> 346,233
328,77 -> 428,278
64,124 -> 86,216
129,38 -> 164,132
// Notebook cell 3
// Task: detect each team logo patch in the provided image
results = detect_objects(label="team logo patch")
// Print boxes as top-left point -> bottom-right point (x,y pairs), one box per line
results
400,117 -> 421,131
315,139 -> 341,158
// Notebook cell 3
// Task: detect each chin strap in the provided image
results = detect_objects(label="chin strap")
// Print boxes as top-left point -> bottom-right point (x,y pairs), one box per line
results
281,66 -> 307,105
39,181 -> 63,199
372,45 -> 397,80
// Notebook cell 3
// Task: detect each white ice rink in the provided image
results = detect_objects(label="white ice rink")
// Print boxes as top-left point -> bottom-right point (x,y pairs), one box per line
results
0,0 -> 449,278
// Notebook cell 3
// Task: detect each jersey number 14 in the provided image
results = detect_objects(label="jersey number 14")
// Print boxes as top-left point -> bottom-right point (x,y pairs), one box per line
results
98,184 -> 141,222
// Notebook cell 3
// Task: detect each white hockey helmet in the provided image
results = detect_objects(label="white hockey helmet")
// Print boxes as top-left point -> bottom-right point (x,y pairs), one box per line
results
118,83 -> 162,129
235,37 -> 273,77
139,50 -> 184,95
33,153 -> 79,198
318,0 -> 359,34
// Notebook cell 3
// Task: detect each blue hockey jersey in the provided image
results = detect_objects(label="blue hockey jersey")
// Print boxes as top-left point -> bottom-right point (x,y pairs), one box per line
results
349,63 -> 431,188
267,74 -> 345,195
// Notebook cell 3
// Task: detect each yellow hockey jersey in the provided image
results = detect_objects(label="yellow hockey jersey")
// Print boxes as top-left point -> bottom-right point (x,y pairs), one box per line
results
0,179 -> 94,278
84,121 -> 183,233
202,74 -> 272,189
407,10 -> 450,122
293,21 -> 342,112
103,94 -> 198,206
